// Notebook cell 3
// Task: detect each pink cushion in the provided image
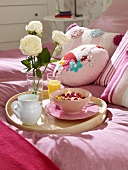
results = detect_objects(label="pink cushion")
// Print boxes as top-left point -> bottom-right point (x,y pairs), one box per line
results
94,31 -> 128,87
88,0 -> 128,34
54,44 -> 109,87
53,25 -> 120,59
101,50 -> 128,108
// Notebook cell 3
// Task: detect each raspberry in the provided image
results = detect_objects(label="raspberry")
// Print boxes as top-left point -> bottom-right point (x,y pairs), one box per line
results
55,91 -> 86,100
61,93 -> 65,97
71,92 -> 75,97
66,93 -> 70,96
74,97 -> 78,100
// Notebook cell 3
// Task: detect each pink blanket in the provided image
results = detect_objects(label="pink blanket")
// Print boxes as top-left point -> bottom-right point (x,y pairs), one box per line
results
0,46 -> 128,170
0,121 -> 60,170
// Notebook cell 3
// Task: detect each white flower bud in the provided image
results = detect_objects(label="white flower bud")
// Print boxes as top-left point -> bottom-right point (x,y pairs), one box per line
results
52,30 -> 70,45
26,21 -> 43,36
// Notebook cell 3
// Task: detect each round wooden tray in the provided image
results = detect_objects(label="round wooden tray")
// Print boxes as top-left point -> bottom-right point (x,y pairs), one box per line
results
5,90 -> 107,134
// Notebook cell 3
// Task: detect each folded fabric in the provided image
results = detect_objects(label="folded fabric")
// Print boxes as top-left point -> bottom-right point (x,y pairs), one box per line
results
101,50 -> 128,108
94,30 -> 128,87
0,121 -> 60,170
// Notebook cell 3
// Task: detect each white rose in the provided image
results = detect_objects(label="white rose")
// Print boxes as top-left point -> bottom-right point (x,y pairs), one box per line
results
52,30 -> 70,45
26,21 -> 43,36
19,35 -> 42,56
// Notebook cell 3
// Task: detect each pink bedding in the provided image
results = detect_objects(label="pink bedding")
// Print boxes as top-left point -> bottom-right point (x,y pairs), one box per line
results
0,121 -> 60,170
0,47 -> 128,170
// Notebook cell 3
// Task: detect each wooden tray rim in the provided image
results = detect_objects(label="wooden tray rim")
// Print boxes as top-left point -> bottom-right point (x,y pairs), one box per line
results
5,90 -> 107,134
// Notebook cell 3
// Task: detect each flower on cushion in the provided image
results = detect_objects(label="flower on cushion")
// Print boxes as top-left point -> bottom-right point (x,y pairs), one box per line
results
71,29 -> 84,39
66,23 -> 78,32
54,64 -> 63,75
63,65 -> 70,71
81,56 -> 87,62
84,55 -> 95,66
80,47 -> 90,57
70,60 -> 82,72
54,63 -> 61,71
78,45 -> 96,61
90,29 -> 104,37
54,57 -> 65,74
25,21 -> 43,37
113,34 -> 124,45
63,59 -> 74,71
59,58 -> 65,65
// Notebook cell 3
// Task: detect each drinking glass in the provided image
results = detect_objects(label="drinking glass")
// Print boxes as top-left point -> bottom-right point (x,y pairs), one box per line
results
47,73 -> 61,98
26,71 -> 44,105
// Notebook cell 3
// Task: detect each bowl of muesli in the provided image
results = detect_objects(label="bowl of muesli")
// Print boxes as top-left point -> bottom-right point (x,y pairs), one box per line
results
50,88 -> 92,114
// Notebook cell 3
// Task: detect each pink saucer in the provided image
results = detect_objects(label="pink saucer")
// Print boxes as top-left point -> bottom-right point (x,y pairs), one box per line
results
45,101 -> 99,120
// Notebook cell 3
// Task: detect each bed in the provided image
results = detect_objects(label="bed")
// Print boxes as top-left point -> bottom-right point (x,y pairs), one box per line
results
0,0 -> 128,170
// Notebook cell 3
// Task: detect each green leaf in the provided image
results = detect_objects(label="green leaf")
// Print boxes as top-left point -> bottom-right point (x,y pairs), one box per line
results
21,59 -> 31,69
32,62 -> 40,69
36,69 -> 42,78
37,48 -> 51,66
50,59 -> 58,63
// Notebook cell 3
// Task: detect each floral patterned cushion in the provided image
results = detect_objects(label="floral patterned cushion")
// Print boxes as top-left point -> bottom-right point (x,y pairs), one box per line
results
54,44 -> 109,87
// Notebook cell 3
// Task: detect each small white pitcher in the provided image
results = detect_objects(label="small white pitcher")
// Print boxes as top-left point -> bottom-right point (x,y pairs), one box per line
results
11,94 -> 42,125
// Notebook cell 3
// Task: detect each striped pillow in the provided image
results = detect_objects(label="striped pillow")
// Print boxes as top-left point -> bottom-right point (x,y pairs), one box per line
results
101,50 -> 128,108
94,31 -> 128,87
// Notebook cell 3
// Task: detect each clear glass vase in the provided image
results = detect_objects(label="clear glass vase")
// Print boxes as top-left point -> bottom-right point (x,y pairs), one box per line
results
26,70 -> 43,105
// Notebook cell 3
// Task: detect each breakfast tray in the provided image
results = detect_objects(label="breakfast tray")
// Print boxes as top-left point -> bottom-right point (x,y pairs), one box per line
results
5,90 -> 107,134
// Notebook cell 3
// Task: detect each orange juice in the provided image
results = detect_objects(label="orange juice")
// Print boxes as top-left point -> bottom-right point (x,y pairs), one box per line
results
48,80 -> 60,97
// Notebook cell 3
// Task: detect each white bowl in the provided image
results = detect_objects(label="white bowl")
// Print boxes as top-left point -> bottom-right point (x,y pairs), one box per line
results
50,88 -> 92,114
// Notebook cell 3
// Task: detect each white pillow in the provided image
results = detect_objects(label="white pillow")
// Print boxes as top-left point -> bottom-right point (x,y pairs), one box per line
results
53,25 -> 119,59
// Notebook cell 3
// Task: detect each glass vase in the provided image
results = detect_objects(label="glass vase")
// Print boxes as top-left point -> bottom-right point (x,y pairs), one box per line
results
26,70 -> 43,105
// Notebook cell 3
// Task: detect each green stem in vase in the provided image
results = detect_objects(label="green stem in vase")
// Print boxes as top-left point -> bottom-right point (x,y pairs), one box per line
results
32,69 -> 37,94
31,56 -> 37,94
35,78 -> 40,93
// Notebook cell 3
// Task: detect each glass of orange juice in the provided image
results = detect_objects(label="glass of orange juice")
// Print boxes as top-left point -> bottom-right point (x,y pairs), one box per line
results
47,73 -> 61,98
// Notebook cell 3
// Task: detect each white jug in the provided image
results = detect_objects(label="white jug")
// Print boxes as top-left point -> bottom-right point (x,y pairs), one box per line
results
11,94 -> 42,125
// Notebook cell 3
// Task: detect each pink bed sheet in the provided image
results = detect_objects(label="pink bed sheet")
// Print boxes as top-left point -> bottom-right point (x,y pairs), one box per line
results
0,81 -> 128,170
0,46 -> 128,170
